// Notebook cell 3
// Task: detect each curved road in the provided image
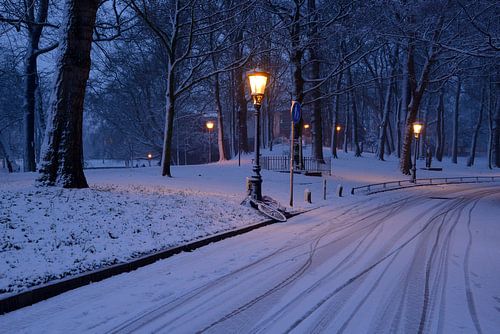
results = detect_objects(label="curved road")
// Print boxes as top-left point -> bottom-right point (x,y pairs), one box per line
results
1,183 -> 499,333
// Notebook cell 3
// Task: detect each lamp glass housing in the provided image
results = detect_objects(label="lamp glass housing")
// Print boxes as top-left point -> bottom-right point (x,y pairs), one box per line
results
247,70 -> 269,105
413,122 -> 423,138
206,121 -> 214,130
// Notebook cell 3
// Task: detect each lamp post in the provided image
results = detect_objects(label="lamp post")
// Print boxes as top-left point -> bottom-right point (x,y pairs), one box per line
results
335,125 -> 341,149
303,123 -> 310,155
247,69 -> 269,201
206,120 -> 214,163
411,122 -> 423,183
147,153 -> 152,167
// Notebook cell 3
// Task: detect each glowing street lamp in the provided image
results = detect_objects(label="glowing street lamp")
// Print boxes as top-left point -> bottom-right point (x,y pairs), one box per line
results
336,125 -> 341,132
304,123 -> 310,129
247,69 -> 269,200
206,120 -> 214,163
412,122 -> 423,183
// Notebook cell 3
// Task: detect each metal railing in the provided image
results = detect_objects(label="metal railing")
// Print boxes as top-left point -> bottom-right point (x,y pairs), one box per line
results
261,156 -> 331,175
351,176 -> 500,195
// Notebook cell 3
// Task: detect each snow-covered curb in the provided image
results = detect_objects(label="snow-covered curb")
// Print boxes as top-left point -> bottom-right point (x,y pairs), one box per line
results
0,183 -> 262,296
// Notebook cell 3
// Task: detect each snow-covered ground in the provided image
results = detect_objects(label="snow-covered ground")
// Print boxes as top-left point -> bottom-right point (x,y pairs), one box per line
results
0,182 -> 498,333
0,147 -> 498,298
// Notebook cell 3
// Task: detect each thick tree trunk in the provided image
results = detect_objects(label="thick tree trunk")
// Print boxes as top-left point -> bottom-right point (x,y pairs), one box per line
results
308,0 -> 324,163
467,87 -> 484,166
451,77 -> 461,164
38,0 -> 99,188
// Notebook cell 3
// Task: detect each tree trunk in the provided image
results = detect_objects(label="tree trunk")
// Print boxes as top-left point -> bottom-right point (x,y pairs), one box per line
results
308,0 -> 324,163
343,94 -> 349,153
161,65 -> 175,177
0,134 -> 14,172
22,0 -> 50,172
435,88 -> 445,161
290,1 -> 304,167
451,77 -> 461,164
214,73 -> 228,161
330,74 -> 342,158
493,88 -> 500,167
23,46 -> 37,172
487,81 -> 494,169
234,67 -> 249,153
37,0 -> 99,188
347,68 -> 361,157
467,87 -> 484,166
376,76 -> 393,160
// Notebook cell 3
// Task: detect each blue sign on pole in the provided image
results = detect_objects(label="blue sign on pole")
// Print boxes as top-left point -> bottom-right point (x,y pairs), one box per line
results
291,101 -> 301,124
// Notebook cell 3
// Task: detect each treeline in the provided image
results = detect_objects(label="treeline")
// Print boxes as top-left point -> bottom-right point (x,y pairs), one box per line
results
0,0 -> 498,186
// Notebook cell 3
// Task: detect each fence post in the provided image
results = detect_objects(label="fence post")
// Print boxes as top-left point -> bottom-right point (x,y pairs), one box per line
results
323,179 -> 327,200
304,188 -> 312,203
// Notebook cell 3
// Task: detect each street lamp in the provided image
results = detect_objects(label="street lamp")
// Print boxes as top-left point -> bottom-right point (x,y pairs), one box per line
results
411,122 -> 423,183
247,69 -> 269,201
206,120 -> 214,163
147,153 -> 152,167
335,125 -> 342,149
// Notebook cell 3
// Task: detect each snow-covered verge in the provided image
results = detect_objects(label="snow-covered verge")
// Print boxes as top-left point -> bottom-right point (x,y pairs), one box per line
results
0,181 -> 260,296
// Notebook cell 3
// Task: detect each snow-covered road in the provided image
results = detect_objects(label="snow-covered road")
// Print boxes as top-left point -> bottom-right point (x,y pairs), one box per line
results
1,183 -> 499,333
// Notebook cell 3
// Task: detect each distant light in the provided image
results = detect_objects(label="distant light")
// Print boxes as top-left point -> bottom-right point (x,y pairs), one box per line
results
336,125 -> 341,132
206,121 -> 214,130
304,124 -> 310,129
147,153 -> 153,159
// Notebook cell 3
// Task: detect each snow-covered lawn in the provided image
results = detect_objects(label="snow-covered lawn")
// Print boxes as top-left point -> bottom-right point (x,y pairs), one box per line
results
0,169 -> 263,296
0,147 -> 498,297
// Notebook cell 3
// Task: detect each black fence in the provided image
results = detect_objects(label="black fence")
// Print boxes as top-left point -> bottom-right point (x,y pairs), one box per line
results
261,156 -> 331,175
351,176 -> 500,195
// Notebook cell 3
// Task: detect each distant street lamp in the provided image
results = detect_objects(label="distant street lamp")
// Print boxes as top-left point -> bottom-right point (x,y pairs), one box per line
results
247,69 -> 269,201
411,122 -> 423,183
206,120 -> 214,163
147,153 -> 152,167
335,125 -> 342,149
303,123 -> 310,155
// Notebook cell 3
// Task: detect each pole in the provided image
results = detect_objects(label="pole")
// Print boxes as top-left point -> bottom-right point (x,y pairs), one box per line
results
250,104 -> 262,200
238,106 -> 241,167
208,128 -> 212,163
412,135 -> 418,183
289,120 -> 295,207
